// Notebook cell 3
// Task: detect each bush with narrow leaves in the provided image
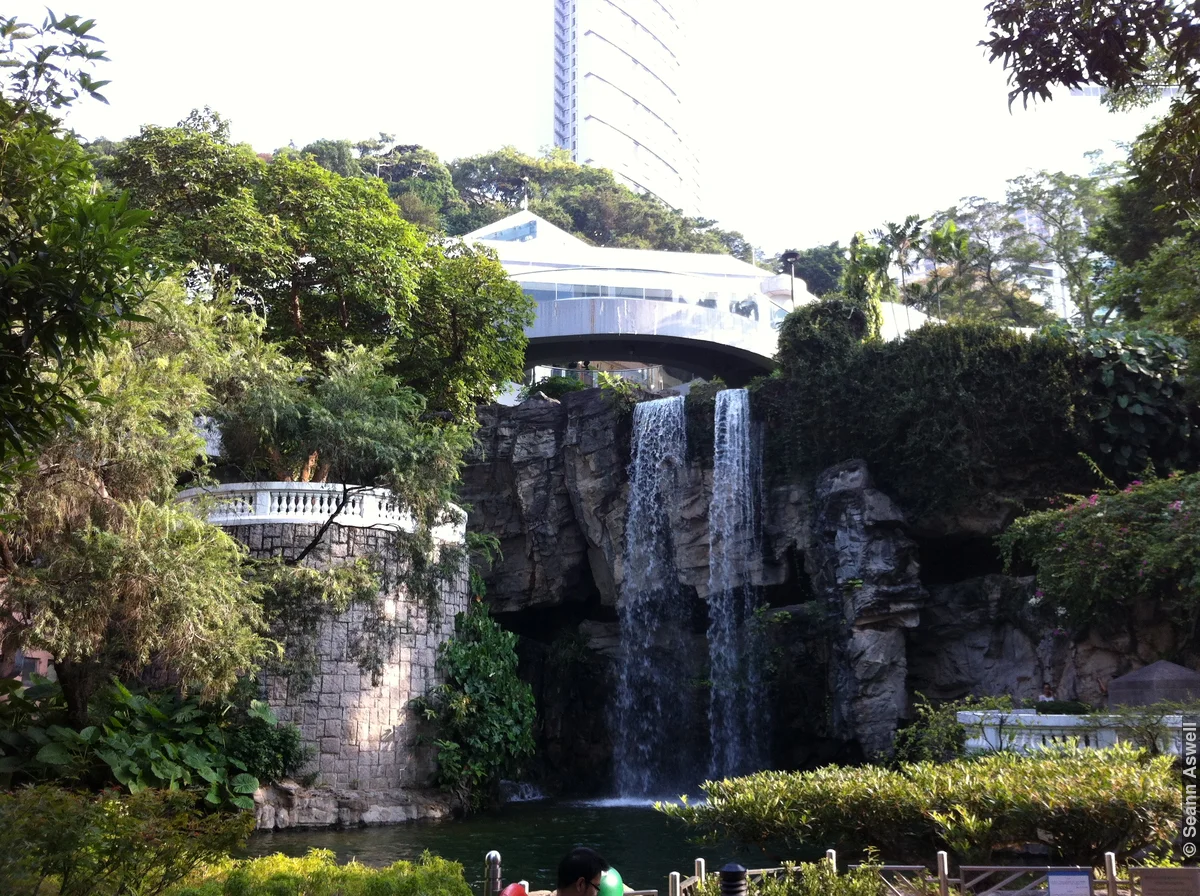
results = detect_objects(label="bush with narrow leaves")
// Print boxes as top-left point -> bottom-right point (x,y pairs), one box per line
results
658,745 -> 1177,864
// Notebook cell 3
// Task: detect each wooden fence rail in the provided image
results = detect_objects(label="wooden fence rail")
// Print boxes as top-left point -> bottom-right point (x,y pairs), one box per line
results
673,852 -> 1143,896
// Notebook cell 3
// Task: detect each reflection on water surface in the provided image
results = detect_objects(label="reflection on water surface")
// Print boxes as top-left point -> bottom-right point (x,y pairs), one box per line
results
243,800 -> 761,893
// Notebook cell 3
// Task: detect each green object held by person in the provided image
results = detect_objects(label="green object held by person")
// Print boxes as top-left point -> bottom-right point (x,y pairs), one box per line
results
598,868 -> 624,896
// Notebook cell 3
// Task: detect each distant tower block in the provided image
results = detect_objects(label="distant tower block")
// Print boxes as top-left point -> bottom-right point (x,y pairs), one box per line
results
553,0 -> 701,214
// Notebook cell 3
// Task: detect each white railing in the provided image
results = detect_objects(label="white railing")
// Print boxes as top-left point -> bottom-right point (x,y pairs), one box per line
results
958,709 -> 1186,755
177,482 -> 465,544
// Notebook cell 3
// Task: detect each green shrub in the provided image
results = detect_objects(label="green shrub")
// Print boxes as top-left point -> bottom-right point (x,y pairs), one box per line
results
173,849 -> 473,896
774,297 -> 870,381
0,785 -> 252,896
0,679 -> 307,810
891,694 -> 1014,764
1034,700 -> 1093,715
519,374 -> 589,400
224,708 -> 309,785
658,745 -> 1178,864
1065,327 -> 1194,475
413,602 -> 536,813
999,474 -> 1200,629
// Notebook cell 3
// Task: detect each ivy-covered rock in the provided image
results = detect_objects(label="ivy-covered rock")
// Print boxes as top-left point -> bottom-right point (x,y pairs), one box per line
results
757,308 -> 1199,522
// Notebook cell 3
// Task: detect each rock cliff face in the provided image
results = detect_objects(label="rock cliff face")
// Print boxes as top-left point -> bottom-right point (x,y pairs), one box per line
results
461,390 -> 1176,792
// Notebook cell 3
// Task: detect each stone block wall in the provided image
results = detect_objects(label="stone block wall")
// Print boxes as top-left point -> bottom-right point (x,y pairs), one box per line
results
224,521 -> 469,793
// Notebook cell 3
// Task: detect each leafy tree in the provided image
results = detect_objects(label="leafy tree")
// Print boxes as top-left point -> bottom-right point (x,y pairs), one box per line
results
916,199 -> 1057,326
106,119 -> 527,417
982,0 -> 1199,107
298,137 -> 362,179
302,138 -> 467,229
872,214 -> 927,298
1090,131 -> 1184,270
0,13 -> 148,481
775,243 -> 845,296
217,340 -> 473,514
105,118 -> 423,360
396,242 -> 535,420
982,0 -> 1200,222
253,154 -> 424,358
0,282 -> 270,723
1098,228 -> 1200,354
101,109 -> 287,297
448,145 -> 754,255
1004,168 -> 1111,325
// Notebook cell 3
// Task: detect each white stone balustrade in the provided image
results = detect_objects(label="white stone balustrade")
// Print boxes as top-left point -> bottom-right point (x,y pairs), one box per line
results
177,481 -> 465,544
958,709 -> 1187,755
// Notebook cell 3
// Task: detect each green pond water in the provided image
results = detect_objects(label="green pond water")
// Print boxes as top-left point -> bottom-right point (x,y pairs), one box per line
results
243,799 -> 765,893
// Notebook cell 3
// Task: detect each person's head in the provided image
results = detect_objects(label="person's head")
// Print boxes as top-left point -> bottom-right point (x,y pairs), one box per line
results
1042,683 -> 1053,696
557,848 -> 609,896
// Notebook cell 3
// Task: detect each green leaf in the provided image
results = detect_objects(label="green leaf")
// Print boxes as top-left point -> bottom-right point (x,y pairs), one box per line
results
231,773 -> 260,794
35,742 -> 75,766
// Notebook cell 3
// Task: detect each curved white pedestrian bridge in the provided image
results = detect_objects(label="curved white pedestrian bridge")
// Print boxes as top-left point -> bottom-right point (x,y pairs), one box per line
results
468,211 -> 939,384
523,297 -> 779,385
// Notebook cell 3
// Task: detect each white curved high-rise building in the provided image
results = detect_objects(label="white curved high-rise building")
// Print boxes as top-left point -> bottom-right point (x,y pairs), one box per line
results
553,0 -> 701,214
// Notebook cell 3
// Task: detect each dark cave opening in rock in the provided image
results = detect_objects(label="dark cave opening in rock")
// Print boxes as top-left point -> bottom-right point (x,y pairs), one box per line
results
761,545 -> 815,607
917,535 -> 1005,585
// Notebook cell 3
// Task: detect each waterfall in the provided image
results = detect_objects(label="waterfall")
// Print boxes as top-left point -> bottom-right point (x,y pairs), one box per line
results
614,396 -> 691,797
706,388 -> 767,779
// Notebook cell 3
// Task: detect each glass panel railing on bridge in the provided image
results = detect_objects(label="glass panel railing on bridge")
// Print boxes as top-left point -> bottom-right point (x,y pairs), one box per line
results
518,280 -> 787,328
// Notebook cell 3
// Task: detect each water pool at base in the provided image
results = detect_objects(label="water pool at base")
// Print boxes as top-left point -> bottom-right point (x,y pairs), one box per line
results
243,799 -> 764,893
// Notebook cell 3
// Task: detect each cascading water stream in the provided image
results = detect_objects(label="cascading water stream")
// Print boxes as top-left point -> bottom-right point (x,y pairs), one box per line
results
706,388 -> 767,779
614,396 -> 690,797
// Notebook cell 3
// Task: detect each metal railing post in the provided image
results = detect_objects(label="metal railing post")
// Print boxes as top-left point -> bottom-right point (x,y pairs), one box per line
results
485,851 -> 502,896
670,871 -> 681,896
1105,852 -> 1119,896
937,851 -> 950,896
695,859 -> 706,883
825,850 -> 837,873
719,864 -> 748,896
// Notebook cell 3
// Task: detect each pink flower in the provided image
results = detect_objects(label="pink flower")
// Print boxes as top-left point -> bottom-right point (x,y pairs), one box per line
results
1088,494 -> 1099,506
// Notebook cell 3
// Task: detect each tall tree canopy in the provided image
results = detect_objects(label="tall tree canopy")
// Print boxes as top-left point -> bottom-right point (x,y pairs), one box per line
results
2,283 -> 270,722
294,137 -> 757,257
0,14 -> 147,482
101,116 -> 532,419
983,0 -> 1200,222
774,243 -> 845,296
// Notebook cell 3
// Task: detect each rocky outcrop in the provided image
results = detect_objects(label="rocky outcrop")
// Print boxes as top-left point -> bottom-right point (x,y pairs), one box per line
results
464,392 -> 1191,790
465,395 -> 598,614
909,574 -> 1191,708
809,461 -> 926,758
253,782 -> 452,830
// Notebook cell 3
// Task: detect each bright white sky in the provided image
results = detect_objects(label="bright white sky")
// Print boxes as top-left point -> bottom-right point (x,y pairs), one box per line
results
26,0 -> 1170,252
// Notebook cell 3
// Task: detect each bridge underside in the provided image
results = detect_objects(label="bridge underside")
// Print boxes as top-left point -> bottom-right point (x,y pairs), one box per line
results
525,334 -> 775,386
523,298 -> 778,387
